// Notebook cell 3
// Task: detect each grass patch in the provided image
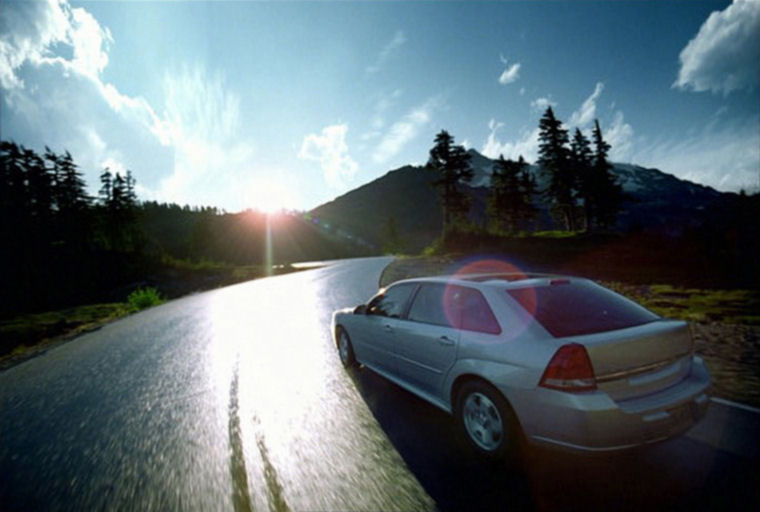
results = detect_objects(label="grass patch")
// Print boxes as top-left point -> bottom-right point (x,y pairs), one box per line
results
602,283 -> 760,325
0,303 -> 131,360
127,287 -> 165,311
530,230 -> 582,238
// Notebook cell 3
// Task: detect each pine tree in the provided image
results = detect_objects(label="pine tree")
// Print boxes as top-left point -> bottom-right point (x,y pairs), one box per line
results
99,167 -> 113,204
99,170 -> 141,252
518,157 -> 539,231
570,128 -> 594,231
590,120 -> 624,230
56,151 -> 90,213
45,149 -> 91,250
537,107 -> 576,231
125,169 -> 137,206
488,155 -> 535,234
427,130 -> 474,232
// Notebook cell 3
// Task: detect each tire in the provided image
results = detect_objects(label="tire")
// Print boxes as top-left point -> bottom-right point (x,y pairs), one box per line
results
455,380 -> 523,462
336,328 -> 356,368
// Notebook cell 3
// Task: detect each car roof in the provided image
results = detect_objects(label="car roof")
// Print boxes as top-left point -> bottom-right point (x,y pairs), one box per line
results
392,272 -> 587,290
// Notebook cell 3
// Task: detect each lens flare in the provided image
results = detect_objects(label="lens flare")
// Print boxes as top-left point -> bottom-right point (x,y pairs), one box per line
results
442,256 -> 538,340
451,257 -> 530,280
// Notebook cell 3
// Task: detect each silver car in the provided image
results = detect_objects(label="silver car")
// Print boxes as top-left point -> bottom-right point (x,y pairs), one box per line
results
332,274 -> 710,459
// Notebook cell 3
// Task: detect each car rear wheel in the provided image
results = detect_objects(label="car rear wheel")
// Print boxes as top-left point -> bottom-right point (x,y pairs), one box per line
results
337,328 -> 356,368
456,381 -> 522,461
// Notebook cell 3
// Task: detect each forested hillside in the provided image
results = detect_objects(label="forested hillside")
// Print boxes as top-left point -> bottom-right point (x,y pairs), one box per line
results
0,141 -> 368,315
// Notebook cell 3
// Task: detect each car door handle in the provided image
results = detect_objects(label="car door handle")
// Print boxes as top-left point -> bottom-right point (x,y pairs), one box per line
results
438,335 -> 455,346
383,324 -> 393,333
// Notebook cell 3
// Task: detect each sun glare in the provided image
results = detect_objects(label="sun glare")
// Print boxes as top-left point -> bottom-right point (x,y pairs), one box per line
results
244,177 -> 297,214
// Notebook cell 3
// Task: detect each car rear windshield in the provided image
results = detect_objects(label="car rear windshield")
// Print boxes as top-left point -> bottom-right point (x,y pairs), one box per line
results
506,280 -> 660,338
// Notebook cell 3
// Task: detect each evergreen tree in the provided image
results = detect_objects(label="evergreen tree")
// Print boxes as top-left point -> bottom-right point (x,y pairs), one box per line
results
590,120 -> 624,230
1,142 -> 26,220
427,130 -> 474,232
99,169 -> 141,252
570,128 -> 594,231
50,150 -> 91,250
537,107 -> 576,231
24,148 -> 53,221
99,167 -> 113,204
125,169 -> 137,205
488,155 -> 535,234
55,151 -> 90,213
518,159 -> 539,231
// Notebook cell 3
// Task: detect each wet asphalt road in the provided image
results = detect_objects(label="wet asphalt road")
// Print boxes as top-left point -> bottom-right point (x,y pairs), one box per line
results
1,256 -> 758,511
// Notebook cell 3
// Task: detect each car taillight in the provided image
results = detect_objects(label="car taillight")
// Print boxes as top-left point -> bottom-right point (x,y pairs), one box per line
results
539,343 -> 597,392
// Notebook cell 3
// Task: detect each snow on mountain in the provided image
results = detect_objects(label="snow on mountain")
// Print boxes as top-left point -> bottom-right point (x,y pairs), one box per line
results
465,149 -> 720,205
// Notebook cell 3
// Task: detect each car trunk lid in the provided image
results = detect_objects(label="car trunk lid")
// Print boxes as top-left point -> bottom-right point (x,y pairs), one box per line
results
564,320 -> 693,401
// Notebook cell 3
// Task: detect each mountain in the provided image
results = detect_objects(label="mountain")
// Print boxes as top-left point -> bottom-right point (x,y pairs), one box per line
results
310,149 -> 732,252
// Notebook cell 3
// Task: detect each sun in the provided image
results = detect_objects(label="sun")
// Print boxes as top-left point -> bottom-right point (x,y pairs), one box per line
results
244,177 -> 297,214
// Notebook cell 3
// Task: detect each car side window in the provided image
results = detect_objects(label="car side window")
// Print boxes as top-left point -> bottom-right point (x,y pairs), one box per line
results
367,283 -> 416,318
455,286 -> 501,334
407,284 -> 456,327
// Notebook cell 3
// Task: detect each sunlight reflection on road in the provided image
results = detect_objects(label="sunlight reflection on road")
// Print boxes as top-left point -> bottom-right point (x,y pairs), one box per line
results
206,263 -> 432,511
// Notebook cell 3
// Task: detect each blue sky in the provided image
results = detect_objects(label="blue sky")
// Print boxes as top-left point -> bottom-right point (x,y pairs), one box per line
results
2,0 -> 758,212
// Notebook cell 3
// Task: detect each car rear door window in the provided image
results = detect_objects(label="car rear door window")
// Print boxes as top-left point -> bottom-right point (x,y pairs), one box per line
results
407,284 -> 501,334
407,284 -> 454,327
367,283 -> 417,318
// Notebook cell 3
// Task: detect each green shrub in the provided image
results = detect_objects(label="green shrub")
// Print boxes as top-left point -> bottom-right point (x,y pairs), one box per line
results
127,287 -> 164,311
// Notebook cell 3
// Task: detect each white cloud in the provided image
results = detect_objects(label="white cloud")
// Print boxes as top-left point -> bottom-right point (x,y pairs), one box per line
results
569,82 -> 604,128
605,111 -> 634,161
0,0 -> 171,193
1,59 -> 173,194
633,116 -> 760,192
674,0 -> 760,94
372,96 -> 442,164
0,0 -> 69,89
498,63 -> 521,85
530,96 -> 557,112
0,1 -> 257,209
69,6 -> 112,78
488,118 -> 503,132
299,124 -> 358,188
0,0 -> 113,88
366,30 -> 406,74
158,65 -> 255,206
481,120 -> 540,163
368,88 -> 403,132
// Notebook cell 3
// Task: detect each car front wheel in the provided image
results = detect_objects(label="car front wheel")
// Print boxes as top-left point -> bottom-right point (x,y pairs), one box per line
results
337,328 -> 356,368
456,381 -> 522,461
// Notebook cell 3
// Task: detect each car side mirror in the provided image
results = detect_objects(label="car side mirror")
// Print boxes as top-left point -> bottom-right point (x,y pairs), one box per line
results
354,304 -> 367,315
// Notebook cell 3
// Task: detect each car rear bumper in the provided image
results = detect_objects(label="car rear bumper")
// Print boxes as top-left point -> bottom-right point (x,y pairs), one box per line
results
508,356 -> 711,453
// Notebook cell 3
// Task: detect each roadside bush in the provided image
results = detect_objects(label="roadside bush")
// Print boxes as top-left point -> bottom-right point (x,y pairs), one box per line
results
127,287 -> 164,311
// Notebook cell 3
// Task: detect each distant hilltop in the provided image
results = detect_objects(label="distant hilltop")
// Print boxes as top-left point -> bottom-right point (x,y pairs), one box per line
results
310,149 -> 734,252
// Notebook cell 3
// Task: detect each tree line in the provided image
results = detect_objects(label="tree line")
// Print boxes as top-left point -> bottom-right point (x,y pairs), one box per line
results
427,106 -> 624,235
0,141 -> 367,314
0,141 -> 142,313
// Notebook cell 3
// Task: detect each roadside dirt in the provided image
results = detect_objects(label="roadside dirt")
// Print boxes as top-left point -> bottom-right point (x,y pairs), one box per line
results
692,322 -> 760,408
